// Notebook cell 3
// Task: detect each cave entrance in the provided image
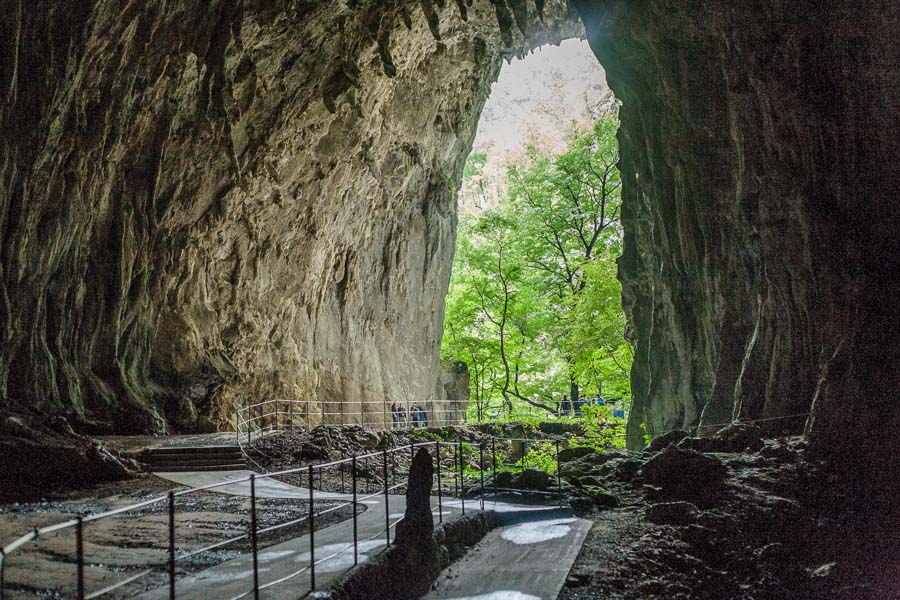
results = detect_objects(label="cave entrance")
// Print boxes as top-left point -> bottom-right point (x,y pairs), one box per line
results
441,39 -> 631,431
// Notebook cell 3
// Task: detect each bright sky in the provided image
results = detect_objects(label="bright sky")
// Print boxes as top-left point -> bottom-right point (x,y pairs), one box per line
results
461,39 -> 610,213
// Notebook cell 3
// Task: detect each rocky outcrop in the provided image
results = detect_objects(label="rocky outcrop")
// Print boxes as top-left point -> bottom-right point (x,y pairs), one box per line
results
0,1 -> 577,433
2,0 -> 898,498
0,413 -> 131,500
576,1 -> 900,481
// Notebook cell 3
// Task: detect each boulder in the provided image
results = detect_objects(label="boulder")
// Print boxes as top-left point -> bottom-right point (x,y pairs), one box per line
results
517,467 -> 552,490
640,446 -> 728,506
677,422 -> 765,454
558,446 -> 596,463
712,421 -> 765,452
585,486 -> 620,508
646,501 -> 700,525
354,430 -> 381,449
494,470 -> 515,488
645,429 -> 691,453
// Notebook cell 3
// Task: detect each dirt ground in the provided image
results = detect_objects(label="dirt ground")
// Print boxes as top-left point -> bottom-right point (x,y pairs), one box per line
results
0,474 -> 353,599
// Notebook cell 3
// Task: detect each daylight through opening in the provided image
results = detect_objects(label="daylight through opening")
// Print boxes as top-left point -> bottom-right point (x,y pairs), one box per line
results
441,40 -> 632,444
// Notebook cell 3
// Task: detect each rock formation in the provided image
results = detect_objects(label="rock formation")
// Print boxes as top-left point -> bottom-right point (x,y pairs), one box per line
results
575,1 -> 900,487
1,0 -> 898,495
0,0 -> 577,434
394,447 -> 435,545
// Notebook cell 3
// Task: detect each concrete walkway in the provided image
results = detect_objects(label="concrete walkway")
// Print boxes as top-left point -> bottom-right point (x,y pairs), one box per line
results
145,470 -> 450,599
146,470 -> 585,600
423,516 -> 593,600
156,470 -> 353,500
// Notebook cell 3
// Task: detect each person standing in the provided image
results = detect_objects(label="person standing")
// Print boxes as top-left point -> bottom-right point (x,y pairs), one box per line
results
560,394 -> 571,416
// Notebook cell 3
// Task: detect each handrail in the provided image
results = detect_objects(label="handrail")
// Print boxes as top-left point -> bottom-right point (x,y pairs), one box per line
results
1,411 -> 810,599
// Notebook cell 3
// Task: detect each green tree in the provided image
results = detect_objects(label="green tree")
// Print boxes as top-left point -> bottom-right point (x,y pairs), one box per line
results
442,110 -> 631,421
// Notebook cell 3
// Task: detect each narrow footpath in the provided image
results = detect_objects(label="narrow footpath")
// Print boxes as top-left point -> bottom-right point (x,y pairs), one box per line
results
423,516 -> 592,600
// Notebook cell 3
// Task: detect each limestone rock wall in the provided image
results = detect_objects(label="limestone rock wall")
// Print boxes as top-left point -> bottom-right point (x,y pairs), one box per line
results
576,0 -> 900,470
0,1 -> 577,433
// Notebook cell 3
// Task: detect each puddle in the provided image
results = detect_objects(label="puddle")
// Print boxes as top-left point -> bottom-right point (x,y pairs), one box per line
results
195,567 -> 270,583
443,592 -> 541,600
500,518 -> 576,545
293,540 -> 384,572
258,549 -> 296,561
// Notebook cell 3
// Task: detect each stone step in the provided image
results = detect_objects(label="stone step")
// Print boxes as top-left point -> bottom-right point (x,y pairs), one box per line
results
149,463 -> 246,472
145,457 -> 246,468
146,445 -> 242,455
143,451 -> 244,461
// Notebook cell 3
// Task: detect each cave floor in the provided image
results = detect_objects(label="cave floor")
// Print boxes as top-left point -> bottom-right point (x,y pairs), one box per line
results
0,475 -> 351,599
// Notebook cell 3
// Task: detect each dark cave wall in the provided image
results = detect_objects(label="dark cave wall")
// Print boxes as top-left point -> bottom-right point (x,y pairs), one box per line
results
0,0 -> 578,432
576,0 -> 900,467
1,0 -> 898,482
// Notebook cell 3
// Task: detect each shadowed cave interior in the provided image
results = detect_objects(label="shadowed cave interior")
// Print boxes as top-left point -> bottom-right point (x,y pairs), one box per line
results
1,1 -> 899,598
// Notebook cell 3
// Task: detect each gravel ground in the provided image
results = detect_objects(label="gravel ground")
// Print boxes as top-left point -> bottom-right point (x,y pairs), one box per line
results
0,474 -> 357,599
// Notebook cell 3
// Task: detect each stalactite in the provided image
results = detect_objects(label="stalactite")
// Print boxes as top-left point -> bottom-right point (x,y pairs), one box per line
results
507,0 -> 529,36
419,0 -> 442,40
5,0 -> 22,107
454,0 -> 468,22
378,18 -> 398,77
488,0 -> 514,47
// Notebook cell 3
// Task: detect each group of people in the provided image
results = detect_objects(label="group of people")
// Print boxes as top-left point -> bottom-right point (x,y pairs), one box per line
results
559,394 -> 617,417
390,402 -> 428,428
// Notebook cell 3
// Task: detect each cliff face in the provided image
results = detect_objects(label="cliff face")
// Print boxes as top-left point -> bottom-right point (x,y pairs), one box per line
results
576,1 -> 900,471
0,1 -> 577,432
2,0 -> 898,488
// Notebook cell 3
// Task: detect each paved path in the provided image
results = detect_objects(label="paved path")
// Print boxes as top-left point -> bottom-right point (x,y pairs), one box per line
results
423,516 -> 593,600
147,471 -> 581,600
145,470 -> 453,599
156,470 -> 353,500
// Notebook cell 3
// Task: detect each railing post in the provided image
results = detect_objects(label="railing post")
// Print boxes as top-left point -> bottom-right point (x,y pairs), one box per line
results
491,436 -> 497,479
167,492 -> 176,600
479,443 -> 485,511
458,440 -> 465,516
453,445 -> 459,497
309,465 -> 316,592
436,443 -> 443,524
556,440 -> 563,506
364,455 -> 369,493
76,515 -> 85,600
250,475 -> 259,600
340,452 -> 346,494
1,549 -> 6,600
352,456 -> 359,565
383,449 -> 390,547
289,400 -> 293,431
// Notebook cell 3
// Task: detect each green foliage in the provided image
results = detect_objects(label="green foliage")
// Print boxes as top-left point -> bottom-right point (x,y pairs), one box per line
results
571,404 -> 627,450
443,109 -> 632,421
516,441 -> 559,474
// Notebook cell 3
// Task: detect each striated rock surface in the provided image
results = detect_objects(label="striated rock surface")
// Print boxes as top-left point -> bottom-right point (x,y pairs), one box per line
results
576,1 -> 900,481
0,1 -> 577,433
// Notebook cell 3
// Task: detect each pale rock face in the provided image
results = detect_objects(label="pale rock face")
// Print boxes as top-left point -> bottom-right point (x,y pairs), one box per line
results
0,0 -> 579,432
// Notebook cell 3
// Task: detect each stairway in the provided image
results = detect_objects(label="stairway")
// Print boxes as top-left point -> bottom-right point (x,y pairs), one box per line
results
140,446 -> 245,472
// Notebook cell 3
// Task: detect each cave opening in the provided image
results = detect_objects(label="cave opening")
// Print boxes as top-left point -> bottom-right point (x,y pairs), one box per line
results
440,39 -> 633,431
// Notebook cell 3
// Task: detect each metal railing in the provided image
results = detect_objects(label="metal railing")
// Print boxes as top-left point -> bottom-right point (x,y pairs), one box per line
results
234,398 -> 470,444
0,435 -> 570,600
